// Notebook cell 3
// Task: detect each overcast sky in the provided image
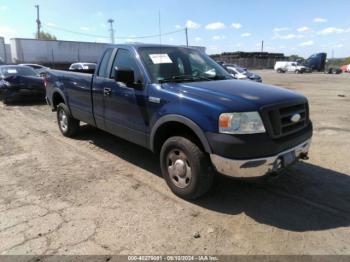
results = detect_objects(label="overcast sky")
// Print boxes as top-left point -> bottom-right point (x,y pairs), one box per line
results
1,0 -> 350,58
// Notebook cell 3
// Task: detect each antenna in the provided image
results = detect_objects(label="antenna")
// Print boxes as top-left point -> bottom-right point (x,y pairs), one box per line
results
107,19 -> 115,44
261,40 -> 264,52
35,5 -> 41,39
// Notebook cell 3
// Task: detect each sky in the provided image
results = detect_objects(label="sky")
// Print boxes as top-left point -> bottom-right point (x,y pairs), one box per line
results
0,0 -> 350,58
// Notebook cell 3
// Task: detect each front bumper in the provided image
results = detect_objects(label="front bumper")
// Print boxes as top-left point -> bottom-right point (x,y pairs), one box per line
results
210,139 -> 311,178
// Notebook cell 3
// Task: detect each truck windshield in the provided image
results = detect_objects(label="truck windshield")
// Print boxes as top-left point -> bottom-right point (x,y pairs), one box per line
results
138,47 -> 232,83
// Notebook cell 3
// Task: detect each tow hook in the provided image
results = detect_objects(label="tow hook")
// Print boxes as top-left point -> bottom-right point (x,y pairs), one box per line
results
300,153 -> 309,160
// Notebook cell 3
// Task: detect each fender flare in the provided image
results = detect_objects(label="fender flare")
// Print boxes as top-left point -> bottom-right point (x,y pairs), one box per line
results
150,114 -> 212,153
51,89 -> 68,110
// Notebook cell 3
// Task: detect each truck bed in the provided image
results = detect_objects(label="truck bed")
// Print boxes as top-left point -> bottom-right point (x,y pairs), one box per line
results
46,69 -> 95,125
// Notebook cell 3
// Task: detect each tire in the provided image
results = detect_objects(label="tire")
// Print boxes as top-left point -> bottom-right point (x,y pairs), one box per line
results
160,136 -> 213,200
295,70 -> 300,74
56,103 -> 79,137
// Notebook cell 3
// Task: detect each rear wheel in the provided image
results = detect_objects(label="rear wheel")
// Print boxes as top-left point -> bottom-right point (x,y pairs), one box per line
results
57,103 -> 79,137
160,136 -> 213,199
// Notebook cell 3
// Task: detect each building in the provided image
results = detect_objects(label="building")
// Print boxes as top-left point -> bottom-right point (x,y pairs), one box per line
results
0,37 -> 207,68
10,38 -> 113,68
210,51 -> 288,69
0,37 -> 12,64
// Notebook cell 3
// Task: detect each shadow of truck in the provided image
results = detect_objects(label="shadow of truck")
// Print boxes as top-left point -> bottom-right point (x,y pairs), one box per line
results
75,124 -> 350,232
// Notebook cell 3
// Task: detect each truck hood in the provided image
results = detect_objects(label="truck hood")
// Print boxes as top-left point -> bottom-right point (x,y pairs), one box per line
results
162,79 -> 306,111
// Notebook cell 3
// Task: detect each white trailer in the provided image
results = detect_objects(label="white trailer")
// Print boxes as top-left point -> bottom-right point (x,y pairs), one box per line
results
10,38 -> 112,65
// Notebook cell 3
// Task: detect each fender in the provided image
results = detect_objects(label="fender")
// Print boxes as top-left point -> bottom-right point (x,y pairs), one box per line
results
150,114 -> 212,153
51,88 -> 69,111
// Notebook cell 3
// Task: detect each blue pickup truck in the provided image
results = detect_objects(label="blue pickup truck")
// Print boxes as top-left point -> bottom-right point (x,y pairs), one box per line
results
46,44 -> 312,199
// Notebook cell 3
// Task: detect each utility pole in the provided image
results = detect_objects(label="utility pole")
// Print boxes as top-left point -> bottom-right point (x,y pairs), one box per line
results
261,40 -> 264,52
107,19 -> 115,44
35,5 -> 41,39
185,27 -> 189,46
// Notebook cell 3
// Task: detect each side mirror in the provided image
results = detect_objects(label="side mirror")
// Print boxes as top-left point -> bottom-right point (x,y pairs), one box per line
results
114,67 -> 135,86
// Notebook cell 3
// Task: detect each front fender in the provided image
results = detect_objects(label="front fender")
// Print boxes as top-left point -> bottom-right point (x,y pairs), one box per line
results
150,114 -> 212,153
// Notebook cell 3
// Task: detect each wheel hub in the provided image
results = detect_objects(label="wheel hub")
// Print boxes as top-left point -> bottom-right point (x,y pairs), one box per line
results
58,109 -> 68,132
167,150 -> 192,189
174,159 -> 186,177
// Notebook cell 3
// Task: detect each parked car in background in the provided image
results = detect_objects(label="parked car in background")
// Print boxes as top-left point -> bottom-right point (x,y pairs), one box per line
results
69,62 -> 97,73
19,63 -> 50,77
46,44 -> 312,199
326,67 -> 342,74
0,65 -> 45,104
340,65 -> 348,73
222,63 -> 262,82
274,61 -> 308,74
224,64 -> 248,80
340,64 -> 350,73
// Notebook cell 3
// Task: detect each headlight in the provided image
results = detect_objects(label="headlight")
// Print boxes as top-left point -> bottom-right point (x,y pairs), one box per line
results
219,112 -> 265,134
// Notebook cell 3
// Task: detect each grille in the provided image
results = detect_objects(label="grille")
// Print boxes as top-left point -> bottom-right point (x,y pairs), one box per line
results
260,102 -> 309,139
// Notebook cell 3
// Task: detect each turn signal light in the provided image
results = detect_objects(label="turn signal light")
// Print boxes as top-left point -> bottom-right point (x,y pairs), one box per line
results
219,114 -> 230,128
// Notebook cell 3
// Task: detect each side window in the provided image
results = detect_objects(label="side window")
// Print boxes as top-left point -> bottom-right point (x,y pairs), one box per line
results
110,49 -> 141,80
98,49 -> 113,77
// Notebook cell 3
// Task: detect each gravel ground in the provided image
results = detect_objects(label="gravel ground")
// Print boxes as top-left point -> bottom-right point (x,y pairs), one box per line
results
0,70 -> 349,255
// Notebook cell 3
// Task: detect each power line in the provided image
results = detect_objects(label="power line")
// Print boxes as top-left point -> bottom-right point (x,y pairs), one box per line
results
43,24 -> 186,40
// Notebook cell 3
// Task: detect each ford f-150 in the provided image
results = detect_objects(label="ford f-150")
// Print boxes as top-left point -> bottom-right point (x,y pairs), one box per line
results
46,44 -> 312,199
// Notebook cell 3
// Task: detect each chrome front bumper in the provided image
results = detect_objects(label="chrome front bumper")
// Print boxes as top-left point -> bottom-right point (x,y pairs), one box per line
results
210,139 -> 311,178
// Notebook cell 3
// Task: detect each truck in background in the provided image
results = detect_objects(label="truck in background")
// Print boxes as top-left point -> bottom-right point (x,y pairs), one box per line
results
274,61 -> 307,73
301,53 -> 327,72
275,53 -> 328,73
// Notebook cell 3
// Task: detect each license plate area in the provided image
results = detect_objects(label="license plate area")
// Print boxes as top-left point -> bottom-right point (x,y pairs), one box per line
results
281,151 -> 296,167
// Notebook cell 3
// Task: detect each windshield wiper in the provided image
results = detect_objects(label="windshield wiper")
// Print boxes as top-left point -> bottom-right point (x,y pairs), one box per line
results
159,75 -> 213,83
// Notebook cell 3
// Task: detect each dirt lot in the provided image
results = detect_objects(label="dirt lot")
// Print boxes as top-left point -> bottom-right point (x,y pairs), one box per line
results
0,71 -> 349,255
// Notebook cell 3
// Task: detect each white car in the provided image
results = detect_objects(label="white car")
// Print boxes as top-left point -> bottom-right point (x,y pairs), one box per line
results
225,66 -> 248,80
274,61 -> 307,74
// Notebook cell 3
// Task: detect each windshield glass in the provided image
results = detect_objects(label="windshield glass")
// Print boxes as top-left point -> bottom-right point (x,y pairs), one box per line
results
1,66 -> 38,77
138,47 -> 232,83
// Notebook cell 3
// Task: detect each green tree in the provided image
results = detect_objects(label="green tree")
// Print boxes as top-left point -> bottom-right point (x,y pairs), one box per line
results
289,55 -> 304,61
35,31 -> 57,40
344,57 -> 350,64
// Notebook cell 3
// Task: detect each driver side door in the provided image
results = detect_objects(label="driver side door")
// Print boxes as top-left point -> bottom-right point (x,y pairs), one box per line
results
103,48 -> 148,147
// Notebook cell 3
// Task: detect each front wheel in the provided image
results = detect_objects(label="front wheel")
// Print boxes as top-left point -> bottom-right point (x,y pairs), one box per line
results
57,103 -> 79,137
160,136 -> 213,199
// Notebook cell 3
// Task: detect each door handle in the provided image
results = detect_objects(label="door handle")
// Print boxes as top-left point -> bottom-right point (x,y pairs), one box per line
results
103,87 -> 112,96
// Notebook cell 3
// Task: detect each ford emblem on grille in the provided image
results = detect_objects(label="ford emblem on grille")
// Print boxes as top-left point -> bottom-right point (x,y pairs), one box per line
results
291,113 -> 301,123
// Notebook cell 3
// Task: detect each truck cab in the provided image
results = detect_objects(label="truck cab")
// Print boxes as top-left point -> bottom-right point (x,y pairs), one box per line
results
46,44 -> 312,199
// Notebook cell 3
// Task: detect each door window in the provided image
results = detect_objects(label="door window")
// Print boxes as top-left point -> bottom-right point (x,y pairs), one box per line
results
110,49 -> 141,81
98,49 -> 113,78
